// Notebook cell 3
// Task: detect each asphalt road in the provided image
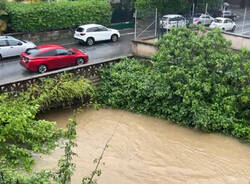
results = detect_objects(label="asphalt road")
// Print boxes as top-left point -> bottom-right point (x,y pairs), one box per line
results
232,7 -> 250,36
0,33 -> 134,85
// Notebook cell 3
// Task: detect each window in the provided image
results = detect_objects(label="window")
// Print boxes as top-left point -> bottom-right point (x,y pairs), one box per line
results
76,27 -> 84,32
0,40 -> 8,47
8,40 -> 22,46
26,48 -> 41,56
37,50 -> 57,57
214,19 -> 222,23
224,20 -> 229,23
56,49 -> 70,56
170,17 -> 178,21
97,26 -> 108,31
194,13 -> 202,18
87,27 -> 98,32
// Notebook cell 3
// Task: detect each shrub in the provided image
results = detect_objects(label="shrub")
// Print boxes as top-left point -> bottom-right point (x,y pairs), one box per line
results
6,0 -> 112,32
0,73 -> 94,170
97,27 -> 250,141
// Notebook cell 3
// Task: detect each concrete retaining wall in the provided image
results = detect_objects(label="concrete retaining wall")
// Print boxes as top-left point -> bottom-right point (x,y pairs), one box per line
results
6,29 -> 73,44
132,33 -> 250,58
132,37 -> 158,58
222,32 -> 250,50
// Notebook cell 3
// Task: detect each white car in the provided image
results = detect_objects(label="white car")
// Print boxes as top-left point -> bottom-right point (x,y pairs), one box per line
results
0,36 -> 36,60
74,24 -> 120,46
160,14 -> 187,31
209,17 -> 236,32
192,13 -> 214,26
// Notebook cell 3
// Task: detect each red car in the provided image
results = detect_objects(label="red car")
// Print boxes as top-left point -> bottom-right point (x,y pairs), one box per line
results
20,44 -> 88,73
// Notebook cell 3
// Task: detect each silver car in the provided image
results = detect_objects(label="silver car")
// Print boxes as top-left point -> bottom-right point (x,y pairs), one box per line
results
0,36 -> 36,60
192,13 -> 214,26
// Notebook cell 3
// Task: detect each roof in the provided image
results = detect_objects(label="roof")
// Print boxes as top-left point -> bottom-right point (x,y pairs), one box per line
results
78,24 -> 102,29
36,44 -> 65,52
215,17 -> 232,21
0,36 -> 16,40
162,14 -> 182,18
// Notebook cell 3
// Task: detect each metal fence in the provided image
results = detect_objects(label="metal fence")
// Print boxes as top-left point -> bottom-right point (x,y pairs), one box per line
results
133,3 -> 250,40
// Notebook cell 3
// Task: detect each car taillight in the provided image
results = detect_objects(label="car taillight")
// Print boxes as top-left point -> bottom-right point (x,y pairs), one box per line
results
194,18 -> 199,22
80,33 -> 86,36
24,57 -> 29,63
168,21 -> 171,24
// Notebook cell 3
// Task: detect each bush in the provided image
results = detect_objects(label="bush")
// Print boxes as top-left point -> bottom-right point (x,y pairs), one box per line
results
97,27 -> 250,141
0,73 -> 94,170
6,0 -> 112,32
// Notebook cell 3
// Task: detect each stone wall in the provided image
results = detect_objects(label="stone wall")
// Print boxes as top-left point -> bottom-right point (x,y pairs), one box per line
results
6,29 -> 73,44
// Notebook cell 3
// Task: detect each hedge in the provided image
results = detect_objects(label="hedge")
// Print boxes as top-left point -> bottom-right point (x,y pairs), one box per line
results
6,0 -> 112,32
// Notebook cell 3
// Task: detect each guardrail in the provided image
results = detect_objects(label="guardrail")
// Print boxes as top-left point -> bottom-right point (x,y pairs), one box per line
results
0,55 -> 132,94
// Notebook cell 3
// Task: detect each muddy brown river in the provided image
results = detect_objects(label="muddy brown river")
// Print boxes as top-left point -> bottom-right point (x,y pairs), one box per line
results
35,108 -> 250,184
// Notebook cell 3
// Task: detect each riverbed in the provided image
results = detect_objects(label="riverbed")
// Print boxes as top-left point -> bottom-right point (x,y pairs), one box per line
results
35,108 -> 250,184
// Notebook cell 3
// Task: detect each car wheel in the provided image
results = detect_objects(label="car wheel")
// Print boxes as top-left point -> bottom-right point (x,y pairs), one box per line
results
86,38 -> 94,46
232,26 -> 236,32
222,28 -> 225,31
111,34 -> 118,42
76,57 -> 85,65
38,64 -> 48,73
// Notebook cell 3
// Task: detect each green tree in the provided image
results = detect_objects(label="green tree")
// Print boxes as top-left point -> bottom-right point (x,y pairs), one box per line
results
0,0 -> 7,34
135,0 -> 190,14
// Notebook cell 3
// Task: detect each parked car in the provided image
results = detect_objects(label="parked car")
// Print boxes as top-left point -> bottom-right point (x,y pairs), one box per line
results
20,44 -> 88,73
74,24 -> 120,46
209,17 -> 236,32
222,10 -> 237,20
0,36 -> 36,60
192,13 -> 214,26
160,14 -> 187,31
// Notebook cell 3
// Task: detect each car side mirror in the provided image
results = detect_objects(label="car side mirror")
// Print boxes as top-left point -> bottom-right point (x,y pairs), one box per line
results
70,51 -> 75,55
17,42 -> 22,46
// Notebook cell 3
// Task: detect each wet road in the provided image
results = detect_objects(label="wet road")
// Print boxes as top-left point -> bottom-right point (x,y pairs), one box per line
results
231,8 -> 250,36
0,33 -> 134,85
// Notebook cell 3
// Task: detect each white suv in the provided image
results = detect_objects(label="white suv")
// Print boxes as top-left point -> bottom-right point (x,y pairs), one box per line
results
160,14 -> 187,31
74,24 -> 120,46
0,36 -> 36,60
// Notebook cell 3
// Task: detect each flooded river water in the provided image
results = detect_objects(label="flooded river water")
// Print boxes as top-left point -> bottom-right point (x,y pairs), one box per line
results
36,108 -> 250,184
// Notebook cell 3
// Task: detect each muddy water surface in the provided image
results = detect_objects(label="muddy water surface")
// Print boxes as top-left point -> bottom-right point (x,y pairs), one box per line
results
36,108 -> 250,184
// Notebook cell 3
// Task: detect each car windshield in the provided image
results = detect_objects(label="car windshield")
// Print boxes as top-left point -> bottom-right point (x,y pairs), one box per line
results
162,17 -> 168,21
194,13 -> 202,17
76,27 -> 84,32
214,19 -> 223,23
25,48 -> 41,56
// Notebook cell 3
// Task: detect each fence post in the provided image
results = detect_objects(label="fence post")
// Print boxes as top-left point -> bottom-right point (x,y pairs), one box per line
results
155,8 -> 158,37
134,10 -> 137,39
242,7 -> 247,33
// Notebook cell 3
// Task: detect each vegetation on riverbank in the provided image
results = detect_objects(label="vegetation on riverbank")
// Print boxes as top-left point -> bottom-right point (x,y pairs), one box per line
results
97,27 -> 250,141
0,73 -> 94,182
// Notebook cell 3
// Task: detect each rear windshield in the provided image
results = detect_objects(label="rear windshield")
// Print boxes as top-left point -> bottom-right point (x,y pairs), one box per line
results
76,27 -> 84,32
162,17 -> 168,21
25,48 -> 41,56
214,19 -> 222,23
194,13 -> 202,17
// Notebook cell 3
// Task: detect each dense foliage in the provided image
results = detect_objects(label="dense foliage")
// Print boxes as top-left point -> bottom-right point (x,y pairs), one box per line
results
6,0 -> 112,32
97,27 -> 250,141
0,73 -> 94,171
134,0 -> 223,14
